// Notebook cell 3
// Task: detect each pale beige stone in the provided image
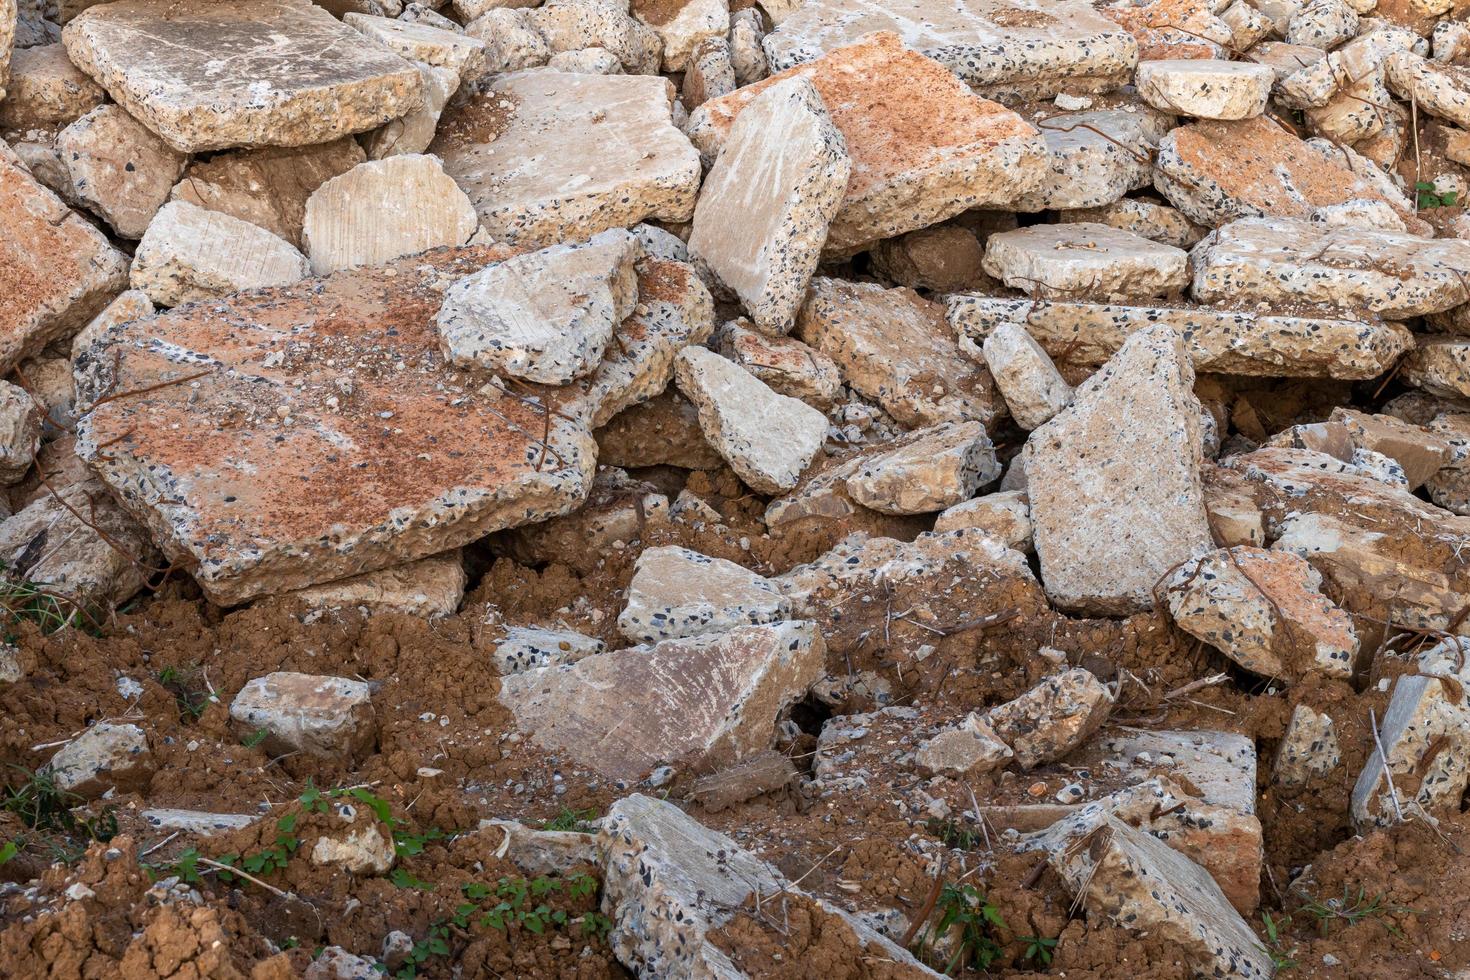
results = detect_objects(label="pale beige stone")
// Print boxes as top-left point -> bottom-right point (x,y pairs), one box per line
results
287,552 -> 466,617
168,138 -> 366,249
986,668 -> 1114,769
365,62 -> 459,160
0,382 -> 40,484
933,490 -> 1033,552
343,12 -> 487,78
714,319 -> 842,407
229,671 -> 376,761
132,201 -> 310,307
1386,49 -> 1470,129
1057,198 -> 1206,249
983,221 -> 1189,300
61,0 -> 425,153
688,75 -> 850,335
913,712 -> 1013,777
0,43 -> 105,129
431,70 -> 700,247
845,421 -> 1000,515
633,0 -> 728,71
57,104 -> 186,239
528,0 -> 663,74
1135,59 -> 1275,119
1273,704 -> 1340,789
45,722 -> 152,798
982,320 -> 1073,430
1011,107 -> 1173,212
618,545 -> 790,642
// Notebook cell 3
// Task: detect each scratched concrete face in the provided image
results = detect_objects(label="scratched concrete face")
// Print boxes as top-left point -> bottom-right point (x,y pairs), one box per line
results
61,0 -> 425,153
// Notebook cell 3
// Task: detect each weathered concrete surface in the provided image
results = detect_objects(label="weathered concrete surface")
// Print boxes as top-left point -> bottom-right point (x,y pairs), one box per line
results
713,319 -> 842,407
528,0 -> 662,74
1164,546 -> 1358,682
913,712 -> 1014,776
286,552 -> 466,618
1192,217 -> 1470,318
499,621 -> 824,782
617,545 -> 790,643
688,76 -> 850,335
343,11 -> 487,78
981,321 -> 1073,430
948,294 -> 1414,380
0,153 -> 129,376
1401,336 -> 1470,401
1027,323 -> 1213,614
301,154 -> 479,275
796,278 -> 1005,428
674,345 -> 828,494
363,61 -> 459,161
0,43 -> 106,129
762,0 -> 1138,99
986,668 -> 1114,769
0,382 -> 41,484
845,421 -> 999,515
1273,704 -> 1341,789
490,625 -> 606,675
168,138 -> 366,249
430,70 -> 699,247
687,33 -> 1047,253
229,672 -> 376,762
75,246 -> 605,605
1136,58 -> 1275,119
633,0 -> 727,70
1012,107 -> 1172,212
933,490 -> 1033,551
982,221 -> 1188,299
56,103 -> 187,239
1155,115 -> 1426,233
1058,196 -> 1205,249
45,722 -> 153,799
62,0 -> 425,153
130,201 -> 310,308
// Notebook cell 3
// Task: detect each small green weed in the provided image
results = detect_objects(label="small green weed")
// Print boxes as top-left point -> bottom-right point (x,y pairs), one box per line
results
1298,885 -> 1416,937
1258,910 -> 1297,972
911,882 -> 1007,974
540,807 -> 599,834
925,817 -> 980,851
1417,181 -> 1459,210
1020,934 -> 1059,966
156,665 -> 212,722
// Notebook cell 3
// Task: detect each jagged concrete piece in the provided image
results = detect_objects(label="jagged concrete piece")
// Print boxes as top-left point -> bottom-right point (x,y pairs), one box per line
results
364,62 -> 459,160
1058,197 -> 1206,249
0,153 -> 130,376
528,0 -> 662,74
686,33 -> 1047,254
435,229 -> 640,383
713,319 -> 843,407
600,795 -> 941,978
633,0 -> 728,70
986,668 -> 1114,769
491,626 -> 606,675
1273,704 -> 1341,789
0,43 -> 106,129
1385,47 -> 1470,128
44,722 -> 152,799
762,0 -> 1138,100
430,70 -> 699,247
688,75 -> 850,335
1402,337 -> 1470,400
0,383 -> 40,485
933,490 -> 1033,552
229,672 -> 376,762
61,0 -> 425,153
982,321 -> 1073,430
913,712 -> 1014,776
1164,546 -> 1357,682
1012,107 -> 1172,212
796,278 -> 1004,428
56,104 -> 187,239
169,138 -> 366,249
1042,814 -> 1274,978
675,345 -> 828,494
342,11 -> 487,78
983,221 -> 1188,300
618,546 -> 790,643
74,246 -> 616,605
302,154 -> 478,276
1155,116 -> 1425,233
1191,217 -> 1470,318
1136,59 -> 1275,119
845,421 -> 1000,515
142,809 -> 257,837
947,294 -> 1414,380
1028,323 -> 1212,614
499,621 -> 825,781
1352,638 -> 1470,828
130,201 -> 310,308
286,552 -> 467,618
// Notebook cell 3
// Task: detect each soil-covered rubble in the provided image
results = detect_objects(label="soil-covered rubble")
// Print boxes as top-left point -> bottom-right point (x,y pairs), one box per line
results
5,0 -> 1470,976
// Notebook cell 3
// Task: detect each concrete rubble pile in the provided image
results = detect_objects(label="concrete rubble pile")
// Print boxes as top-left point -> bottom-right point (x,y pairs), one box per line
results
4,0 -> 1470,973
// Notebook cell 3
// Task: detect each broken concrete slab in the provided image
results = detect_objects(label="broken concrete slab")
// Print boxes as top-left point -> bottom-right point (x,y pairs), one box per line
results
986,668 -> 1114,769
435,228 -> 640,383
1155,115 -> 1425,232
45,722 -> 152,799
287,552 -> 466,618
500,621 -> 824,782
0,43 -> 105,130
130,200 -> 310,308
1136,58 -> 1275,119
363,61 -> 459,160
728,7 -> 767,85
229,672 -> 376,762
462,8 -> 551,73
0,152 -> 129,375
1057,197 -> 1206,249
982,221 -> 1188,300
674,345 -> 828,494
1027,323 -> 1213,614
632,0 -> 727,71
1191,216 -> 1470,318
430,69 -> 699,247
56,104 -> 186,239
490,625 -> 606,675
74,246 -> 609,604
947,294 -> 1415,380
688,75 -> 849,335
1011,107 -> 1172,212
1351,638 -> 1470,827
1385,48 -> 1470,129
795,278 -> 1004,428
600,794 -> 941,977
913,712 -> 1014,777
342,11 -> 487,78
168,138 -> 366,250
1273,703 -> 1341,789
617,545 -> 790,643
687,33 -> 1048,254
1164,546 -> 1358,682
1286,0 -> 1358,48
142,809 -> 257,837
61,0 -> 425,153
302,154 -> 478,276
981,320 -> 1073,430
528,0 -> 662,74
713,319 -> 842,408
762,0 -> 1138,100
0,382 -> 41,484
681,36 -> 735,108
498,468 -> 669,572
844,421 -> 999,515
933,490 -> 1033,552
